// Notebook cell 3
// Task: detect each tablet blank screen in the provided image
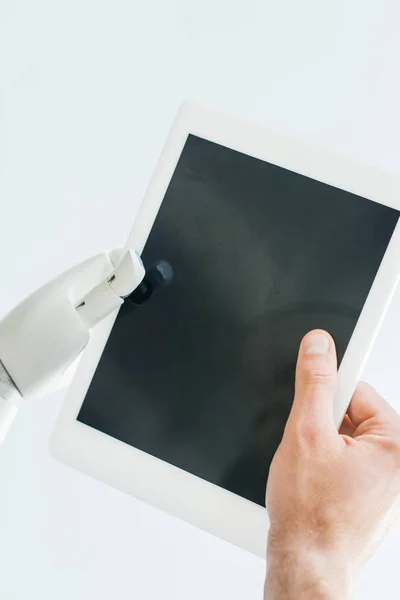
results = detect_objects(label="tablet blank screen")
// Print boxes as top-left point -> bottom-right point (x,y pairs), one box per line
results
78,135 -> 399,506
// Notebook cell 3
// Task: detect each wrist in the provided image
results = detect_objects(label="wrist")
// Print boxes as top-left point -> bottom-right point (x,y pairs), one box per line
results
265,539 -> 354,600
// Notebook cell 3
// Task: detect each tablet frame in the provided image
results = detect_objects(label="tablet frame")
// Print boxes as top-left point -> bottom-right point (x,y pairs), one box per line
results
50,102 -> 400,557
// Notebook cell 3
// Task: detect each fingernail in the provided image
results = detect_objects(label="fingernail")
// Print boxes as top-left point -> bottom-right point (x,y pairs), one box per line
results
304,333 -> 329,355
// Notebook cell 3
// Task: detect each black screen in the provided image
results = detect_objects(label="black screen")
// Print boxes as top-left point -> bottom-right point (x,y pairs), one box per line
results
78,135 -> 399,506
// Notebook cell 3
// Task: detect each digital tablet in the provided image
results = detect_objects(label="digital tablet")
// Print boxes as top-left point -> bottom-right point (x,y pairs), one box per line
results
50,102 -> 400,557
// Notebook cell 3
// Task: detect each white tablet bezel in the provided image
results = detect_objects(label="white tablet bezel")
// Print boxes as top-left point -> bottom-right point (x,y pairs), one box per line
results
50,102 -> 400,558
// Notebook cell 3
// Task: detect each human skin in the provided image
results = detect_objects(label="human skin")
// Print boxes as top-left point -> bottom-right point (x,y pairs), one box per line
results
265,330 -> 400,599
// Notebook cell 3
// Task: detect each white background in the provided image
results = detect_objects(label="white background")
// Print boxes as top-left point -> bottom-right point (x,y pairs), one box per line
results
1,1 -> 400,598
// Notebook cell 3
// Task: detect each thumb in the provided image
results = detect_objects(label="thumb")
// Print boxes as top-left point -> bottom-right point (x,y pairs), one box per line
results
289,330 -> 337,430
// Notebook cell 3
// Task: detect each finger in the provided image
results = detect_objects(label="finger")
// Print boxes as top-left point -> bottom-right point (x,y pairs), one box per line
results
339,414 -> 356,437
347,381 -> 394,427
290,330 -> 337,428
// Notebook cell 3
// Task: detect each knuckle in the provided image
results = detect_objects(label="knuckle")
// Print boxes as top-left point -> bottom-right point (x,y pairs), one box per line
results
292,418 -> 325,448
301,421 -> 323,445
299,362 -> 335,391
383,435 -> 400,461
369,428 -> 400,470
393,435 -> 400,456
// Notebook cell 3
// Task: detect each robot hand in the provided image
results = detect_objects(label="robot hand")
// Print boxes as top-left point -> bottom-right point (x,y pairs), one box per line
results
0,248 -> 146,444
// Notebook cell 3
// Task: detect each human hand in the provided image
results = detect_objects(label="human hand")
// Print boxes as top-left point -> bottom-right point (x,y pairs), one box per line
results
265,330 -> 400,599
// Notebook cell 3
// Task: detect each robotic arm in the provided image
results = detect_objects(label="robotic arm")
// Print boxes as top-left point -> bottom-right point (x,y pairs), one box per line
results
0,249 -> 172,444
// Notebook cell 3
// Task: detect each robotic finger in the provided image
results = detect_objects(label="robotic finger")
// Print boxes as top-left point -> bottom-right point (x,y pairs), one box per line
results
0,250 -> 174,444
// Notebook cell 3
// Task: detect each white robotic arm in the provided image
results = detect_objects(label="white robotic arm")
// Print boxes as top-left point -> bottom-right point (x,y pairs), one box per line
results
0,248 -> 146,443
